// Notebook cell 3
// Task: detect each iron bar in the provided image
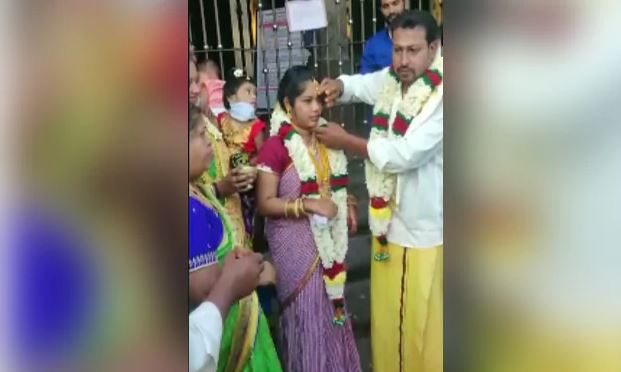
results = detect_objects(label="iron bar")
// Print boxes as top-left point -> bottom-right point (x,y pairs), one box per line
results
198,0 -> 208,50
213,0 -> 225,72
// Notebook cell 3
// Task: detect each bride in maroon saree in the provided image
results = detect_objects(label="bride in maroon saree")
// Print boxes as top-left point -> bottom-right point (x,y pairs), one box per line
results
256,66 -> 361,372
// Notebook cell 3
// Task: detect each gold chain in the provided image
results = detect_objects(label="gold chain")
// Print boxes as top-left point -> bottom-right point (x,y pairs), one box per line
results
307,137 -> 332,198
290,121 -> 332,198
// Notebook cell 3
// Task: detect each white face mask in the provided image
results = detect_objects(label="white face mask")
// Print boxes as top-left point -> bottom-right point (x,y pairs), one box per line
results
229,102 -> 256,122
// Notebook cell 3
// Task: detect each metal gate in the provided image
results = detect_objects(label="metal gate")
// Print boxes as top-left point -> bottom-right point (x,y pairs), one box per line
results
189,0 -> 436,118
190,0 -> 439,209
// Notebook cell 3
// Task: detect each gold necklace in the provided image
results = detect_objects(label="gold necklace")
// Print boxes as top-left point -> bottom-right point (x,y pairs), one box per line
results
291,121 -> 332,198
307,137 -> 331,198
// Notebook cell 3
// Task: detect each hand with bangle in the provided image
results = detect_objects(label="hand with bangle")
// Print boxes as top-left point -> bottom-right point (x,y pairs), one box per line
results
284,198 -> 308,219
286,197 -> 338,220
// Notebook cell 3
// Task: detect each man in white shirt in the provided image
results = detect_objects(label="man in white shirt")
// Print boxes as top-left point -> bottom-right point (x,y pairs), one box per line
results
189,251 -> 264,372
316,10 -> 442,372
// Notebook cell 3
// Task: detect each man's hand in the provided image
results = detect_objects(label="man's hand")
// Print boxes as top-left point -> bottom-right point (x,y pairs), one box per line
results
315,122 -> 350,150
319,78 -> 344,108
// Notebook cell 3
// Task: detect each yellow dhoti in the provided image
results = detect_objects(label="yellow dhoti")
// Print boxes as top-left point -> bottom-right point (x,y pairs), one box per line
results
370,241 -> 443,372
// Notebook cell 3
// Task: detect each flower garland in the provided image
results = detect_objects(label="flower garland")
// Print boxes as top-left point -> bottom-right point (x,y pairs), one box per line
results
273,112 -> 350,325
366,55 -> 443,261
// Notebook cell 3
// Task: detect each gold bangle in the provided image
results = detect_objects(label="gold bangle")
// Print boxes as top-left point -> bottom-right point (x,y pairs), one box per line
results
298,198 -> 307,217
286,200 -> 296,219
293,199 -> 300,218
284,200 -> 290,218
295,198 -> 303,217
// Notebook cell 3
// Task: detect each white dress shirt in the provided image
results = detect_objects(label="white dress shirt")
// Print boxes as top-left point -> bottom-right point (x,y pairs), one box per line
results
338,66 -> 443,248
189,302 -> 223,372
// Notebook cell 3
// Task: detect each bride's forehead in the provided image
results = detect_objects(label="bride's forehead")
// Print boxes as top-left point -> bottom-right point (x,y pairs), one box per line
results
300,79 -> 319,93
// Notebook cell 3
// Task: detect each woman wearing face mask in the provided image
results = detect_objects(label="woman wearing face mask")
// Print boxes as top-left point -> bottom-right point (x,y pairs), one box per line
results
255,66 -> 361,372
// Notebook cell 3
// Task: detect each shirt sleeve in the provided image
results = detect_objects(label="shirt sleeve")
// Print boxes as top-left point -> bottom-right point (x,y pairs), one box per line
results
189,302 -> 223,372
367,101 -> 443,173
337,67 -> 389,106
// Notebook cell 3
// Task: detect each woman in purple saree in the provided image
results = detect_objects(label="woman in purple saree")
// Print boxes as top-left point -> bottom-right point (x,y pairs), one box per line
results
256,66 -> 361,372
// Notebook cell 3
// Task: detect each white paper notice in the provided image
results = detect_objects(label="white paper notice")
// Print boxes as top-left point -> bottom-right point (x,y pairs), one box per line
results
285,0 -> 328,32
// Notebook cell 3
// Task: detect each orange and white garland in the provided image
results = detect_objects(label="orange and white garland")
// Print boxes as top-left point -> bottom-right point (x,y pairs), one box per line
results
366,56 -> 443,261
270,106 -> 351,325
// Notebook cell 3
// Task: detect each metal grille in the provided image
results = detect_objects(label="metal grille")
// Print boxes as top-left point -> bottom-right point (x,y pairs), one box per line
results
189,0 -> 434,113
190,1 -> 436,205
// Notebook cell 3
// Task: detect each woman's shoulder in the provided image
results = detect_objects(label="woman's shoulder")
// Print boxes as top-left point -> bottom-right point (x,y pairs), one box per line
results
189,184 -> 213,208
256,136 -> 290,174
261,135 -> 285,148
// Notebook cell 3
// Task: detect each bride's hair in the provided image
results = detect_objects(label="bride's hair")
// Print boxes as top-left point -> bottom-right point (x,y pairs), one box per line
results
277,65 -> 316,110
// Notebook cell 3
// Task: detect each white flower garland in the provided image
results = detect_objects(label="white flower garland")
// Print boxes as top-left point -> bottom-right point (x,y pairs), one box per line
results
282,125 -> 349,268
269,103 -> 289,136
366,55 -> 443,257
272,109 -> 350,320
